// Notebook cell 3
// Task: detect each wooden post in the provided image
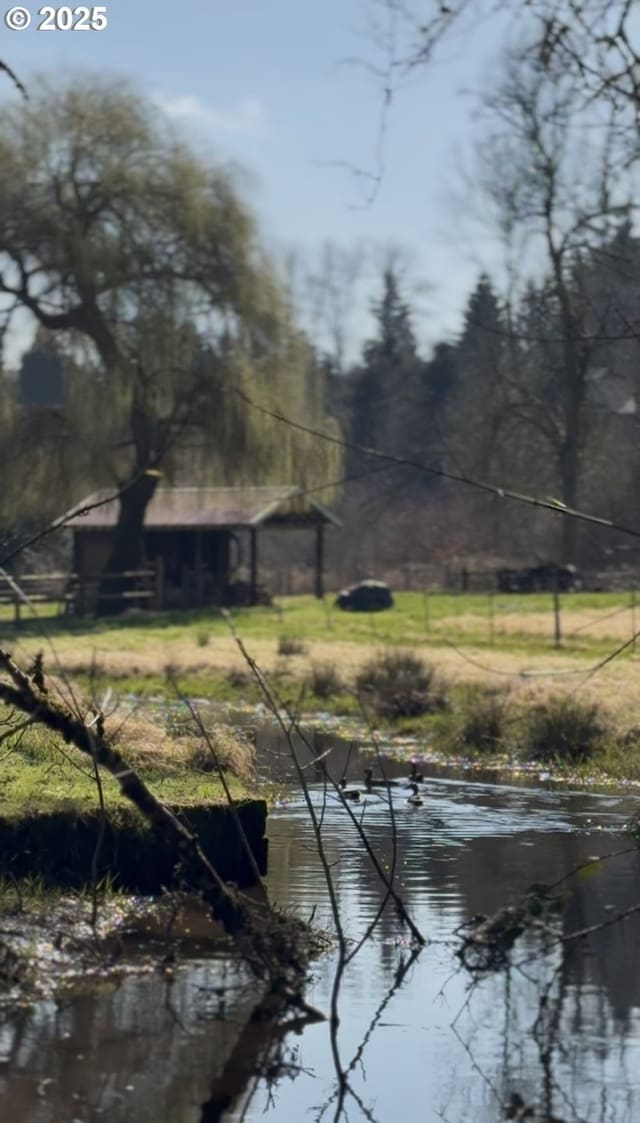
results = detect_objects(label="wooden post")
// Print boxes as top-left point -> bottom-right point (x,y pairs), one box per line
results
422,589 -> 430,634
553,571 -> 562,649
314,523 -> 324,599
195,530 -> 205,607
488,591 -> 495,645
631,588 -> 637,652
250,528 -> 258,606
154,555 -> 165,611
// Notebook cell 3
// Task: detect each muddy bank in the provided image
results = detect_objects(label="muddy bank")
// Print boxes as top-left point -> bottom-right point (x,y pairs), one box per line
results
0,892 -> 240,1005
0,891 -> 268,1123
0,799 -> 268,892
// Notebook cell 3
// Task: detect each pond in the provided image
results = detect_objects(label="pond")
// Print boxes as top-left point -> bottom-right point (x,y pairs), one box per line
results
2,747 -> 640,1123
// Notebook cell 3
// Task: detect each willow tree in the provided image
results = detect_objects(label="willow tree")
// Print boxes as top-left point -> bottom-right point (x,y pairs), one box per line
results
0,76 -> 340,609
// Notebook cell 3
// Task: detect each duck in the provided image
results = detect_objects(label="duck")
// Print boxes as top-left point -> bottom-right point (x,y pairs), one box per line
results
408,760 -> 425,783
363,767 -> 401,789
338,777 -> 361,801
406,782 -> 424,807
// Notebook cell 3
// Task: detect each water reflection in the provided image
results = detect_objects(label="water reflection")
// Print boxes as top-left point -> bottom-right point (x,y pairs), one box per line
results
0,958 -> 256,1123
1,755 -> 639,1123
240,767 -> 640,1123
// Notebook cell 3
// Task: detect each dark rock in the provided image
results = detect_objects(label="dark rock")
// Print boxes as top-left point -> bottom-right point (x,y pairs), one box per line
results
335,580 -> 393,612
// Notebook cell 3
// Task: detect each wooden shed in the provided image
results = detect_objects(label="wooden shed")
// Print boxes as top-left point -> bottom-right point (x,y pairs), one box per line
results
66,486 -> 340,610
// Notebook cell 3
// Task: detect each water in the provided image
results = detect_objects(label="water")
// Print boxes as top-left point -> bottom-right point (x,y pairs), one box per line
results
2,757 -> 640,1123
241,769 -> 640,1123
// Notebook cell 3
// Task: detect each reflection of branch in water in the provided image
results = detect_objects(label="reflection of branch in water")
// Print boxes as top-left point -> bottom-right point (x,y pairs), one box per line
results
451,1003 -> 504,1111
214,620 -> 427,1123
530,949 -> 588,1123
199,1009 -> 314,1122
453,934 -> 593,1123
314,947 -> 422,1123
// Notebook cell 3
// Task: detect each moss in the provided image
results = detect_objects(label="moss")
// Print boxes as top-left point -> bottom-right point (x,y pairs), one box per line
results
0,800 -> 267,891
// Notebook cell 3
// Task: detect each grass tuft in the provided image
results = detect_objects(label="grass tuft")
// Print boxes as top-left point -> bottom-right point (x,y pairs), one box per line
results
307,662 -> 344,699
356,649 -> 446,718
457,691 -> 509,754
277,635 -> 307,657
519,696 -> 606,763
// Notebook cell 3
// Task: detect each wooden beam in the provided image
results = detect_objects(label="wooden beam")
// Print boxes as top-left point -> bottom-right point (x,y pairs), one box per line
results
195,529 -> 205,606
250,528 -> 258,606
314,523 -> 324,599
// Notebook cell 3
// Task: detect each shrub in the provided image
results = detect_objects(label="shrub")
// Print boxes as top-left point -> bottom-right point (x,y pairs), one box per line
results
308,662 -> 344,699
226,668 -> 251,690
520,696 -> 605,763
277,635 -> 307,657
457,693 -> 508,754
185,724 -> 256,782
355,650 -> 446,718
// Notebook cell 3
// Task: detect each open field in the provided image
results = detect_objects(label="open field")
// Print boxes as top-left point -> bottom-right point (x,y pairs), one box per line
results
3,591 -> 640,727
5,588 -> 640,648
2,591 -> 640,834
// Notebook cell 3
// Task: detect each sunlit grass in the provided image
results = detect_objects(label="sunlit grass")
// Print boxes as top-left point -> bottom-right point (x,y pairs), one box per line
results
4,590 -> 639,659
0,715 -> 256,822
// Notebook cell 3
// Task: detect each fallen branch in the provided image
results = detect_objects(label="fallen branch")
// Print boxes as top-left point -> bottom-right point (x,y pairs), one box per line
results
0,646 -> 323,1024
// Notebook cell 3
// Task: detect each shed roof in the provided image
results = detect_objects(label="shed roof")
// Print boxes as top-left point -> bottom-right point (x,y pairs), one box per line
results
66,486 -> 341,531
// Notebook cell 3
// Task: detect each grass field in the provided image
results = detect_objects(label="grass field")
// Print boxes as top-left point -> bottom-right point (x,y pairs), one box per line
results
3,591 -> 640,786
0,714 -> 257,821
3,590 -> 639,696
3,588 -> 639,648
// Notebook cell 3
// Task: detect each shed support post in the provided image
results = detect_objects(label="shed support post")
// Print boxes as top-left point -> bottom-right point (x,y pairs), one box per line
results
154,555 -> 165,611
250,528 -> 258,606
314,523 -> 324,599
195,530 -> 205,607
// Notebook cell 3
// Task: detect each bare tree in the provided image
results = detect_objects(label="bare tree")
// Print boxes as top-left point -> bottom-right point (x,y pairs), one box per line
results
466,51 -> 635,562
383,0 -> 639,128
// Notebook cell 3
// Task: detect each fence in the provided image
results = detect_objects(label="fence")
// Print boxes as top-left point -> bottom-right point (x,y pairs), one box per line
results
415,585 -> 640,651
0,568 -> 158,624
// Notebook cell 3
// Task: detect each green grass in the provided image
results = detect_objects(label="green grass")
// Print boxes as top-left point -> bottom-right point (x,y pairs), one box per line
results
3,590 -> 637,660
4,590 -> 640,787
0,751 -> 248,822
0,720 -> 254,822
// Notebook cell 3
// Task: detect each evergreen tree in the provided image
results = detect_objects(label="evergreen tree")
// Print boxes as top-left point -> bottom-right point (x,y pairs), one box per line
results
349,267 -> 425,456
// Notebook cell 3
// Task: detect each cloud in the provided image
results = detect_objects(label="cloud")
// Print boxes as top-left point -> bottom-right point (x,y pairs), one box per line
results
157,94 -> 267,137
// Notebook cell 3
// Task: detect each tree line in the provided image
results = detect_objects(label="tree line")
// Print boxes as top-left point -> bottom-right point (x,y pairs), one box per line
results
1,39 -> 638,599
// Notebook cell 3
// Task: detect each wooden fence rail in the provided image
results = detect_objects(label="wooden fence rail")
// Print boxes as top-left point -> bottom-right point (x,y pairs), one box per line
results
0,568 -> 158,623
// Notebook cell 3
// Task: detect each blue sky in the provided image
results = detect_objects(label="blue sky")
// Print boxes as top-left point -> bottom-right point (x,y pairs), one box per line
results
3,0 -> 506,359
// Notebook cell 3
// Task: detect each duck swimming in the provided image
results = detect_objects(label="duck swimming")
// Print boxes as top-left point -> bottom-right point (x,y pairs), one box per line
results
406,782 -> 424,807
364,767 -> 401,789
408,760 -> 425,783
339,778 -> 361,801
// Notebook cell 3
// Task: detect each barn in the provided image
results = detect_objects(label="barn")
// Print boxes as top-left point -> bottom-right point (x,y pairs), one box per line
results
66,485 -> 340,612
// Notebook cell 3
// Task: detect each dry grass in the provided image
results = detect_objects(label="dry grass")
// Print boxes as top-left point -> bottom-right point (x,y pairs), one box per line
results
435,606 -> 639,641
16,624 -> 640,734
107,711 -> 255,782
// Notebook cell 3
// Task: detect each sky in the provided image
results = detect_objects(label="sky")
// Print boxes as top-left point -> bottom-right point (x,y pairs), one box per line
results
1,0 -> 508,362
